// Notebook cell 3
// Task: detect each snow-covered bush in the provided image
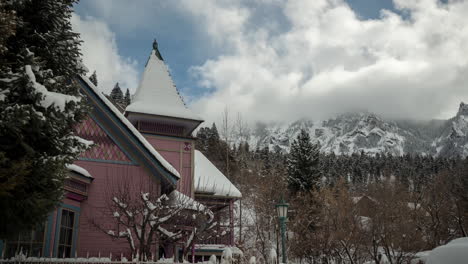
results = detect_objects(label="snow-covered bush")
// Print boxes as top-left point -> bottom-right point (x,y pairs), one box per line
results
221,248 -> 233,264
268,248 -> 277,264
209,255 -> 217,264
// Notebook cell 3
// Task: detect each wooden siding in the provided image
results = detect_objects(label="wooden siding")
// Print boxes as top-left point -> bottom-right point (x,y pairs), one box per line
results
73,160 -> 161,258
143,136 -> 194,197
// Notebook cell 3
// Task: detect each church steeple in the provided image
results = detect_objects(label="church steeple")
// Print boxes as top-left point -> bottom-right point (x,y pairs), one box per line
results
125,40 -> 203,137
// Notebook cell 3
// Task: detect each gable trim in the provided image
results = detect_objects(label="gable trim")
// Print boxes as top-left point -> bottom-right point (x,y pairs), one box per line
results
83,114 -> 137,165
77,157 -> 134,165
76,76 -> 178,189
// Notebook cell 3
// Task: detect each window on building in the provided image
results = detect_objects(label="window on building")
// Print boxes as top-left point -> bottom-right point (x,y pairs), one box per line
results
57,209 -> 75,258
4,224 -> 45,258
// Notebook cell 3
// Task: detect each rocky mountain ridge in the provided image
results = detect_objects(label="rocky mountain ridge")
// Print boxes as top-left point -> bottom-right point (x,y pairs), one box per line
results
239,102 -> 468,158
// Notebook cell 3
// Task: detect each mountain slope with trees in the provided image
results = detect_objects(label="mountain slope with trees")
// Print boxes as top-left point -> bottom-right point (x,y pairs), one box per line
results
196,120 -> 468,263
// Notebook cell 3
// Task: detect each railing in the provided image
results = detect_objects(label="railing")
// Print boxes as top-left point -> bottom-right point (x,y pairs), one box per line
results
138,121 -> 184,137
200,234 -> 230,246
0,258 -> 214,264
0,258 -> 170,264
197,226 -> 231,246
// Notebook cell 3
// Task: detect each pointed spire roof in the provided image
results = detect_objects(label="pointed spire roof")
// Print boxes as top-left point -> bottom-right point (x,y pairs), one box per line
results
125,40 -> 203,122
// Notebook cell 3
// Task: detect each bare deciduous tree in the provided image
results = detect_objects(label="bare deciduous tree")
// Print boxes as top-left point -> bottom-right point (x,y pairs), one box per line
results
221,106 -> 232,178
92,178 -> 216,261
157,192 -> 218,261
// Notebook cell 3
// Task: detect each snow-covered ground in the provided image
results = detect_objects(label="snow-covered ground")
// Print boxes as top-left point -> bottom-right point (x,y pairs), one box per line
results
425,237 -> 468,264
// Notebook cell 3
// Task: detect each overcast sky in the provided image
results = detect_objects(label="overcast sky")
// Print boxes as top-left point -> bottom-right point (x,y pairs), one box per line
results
73,0 -> 468,124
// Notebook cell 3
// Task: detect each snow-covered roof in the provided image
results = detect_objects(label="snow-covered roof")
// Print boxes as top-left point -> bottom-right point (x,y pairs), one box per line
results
194,150 -> 242,199
126,48 -> 203,122
351,195 -> 377,204
66,164 -> 92,178
78,75 -> 180,179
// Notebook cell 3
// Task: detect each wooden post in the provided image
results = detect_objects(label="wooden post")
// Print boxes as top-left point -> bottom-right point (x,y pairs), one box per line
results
191,244 -> 195,264
229,199 -> 234,246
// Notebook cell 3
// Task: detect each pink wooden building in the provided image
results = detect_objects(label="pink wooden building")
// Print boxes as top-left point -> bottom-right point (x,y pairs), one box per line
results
0,41 -> 241,261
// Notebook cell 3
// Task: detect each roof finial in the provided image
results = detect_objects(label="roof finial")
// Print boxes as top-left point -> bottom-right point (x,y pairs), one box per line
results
152,39 -> 158,50
152,38 -> 164,61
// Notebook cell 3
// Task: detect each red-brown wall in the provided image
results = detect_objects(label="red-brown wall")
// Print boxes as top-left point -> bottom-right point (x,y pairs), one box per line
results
74,160 -> 161,258
143,135 -> 194,197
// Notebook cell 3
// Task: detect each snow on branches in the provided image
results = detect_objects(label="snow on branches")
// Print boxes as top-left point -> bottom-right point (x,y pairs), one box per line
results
94,180 -> 217,260
24,64 -> 81,112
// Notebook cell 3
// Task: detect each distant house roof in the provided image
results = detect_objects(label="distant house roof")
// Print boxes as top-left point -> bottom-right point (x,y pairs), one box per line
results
125,46 -> 203,122
351,195 -> 377,204
77,75 -> 180,188
194,150 -> 241,199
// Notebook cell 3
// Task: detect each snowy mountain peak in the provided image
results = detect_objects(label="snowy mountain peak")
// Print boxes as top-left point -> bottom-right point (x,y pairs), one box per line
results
457,102 -> 468,117
239,102 -> 468,158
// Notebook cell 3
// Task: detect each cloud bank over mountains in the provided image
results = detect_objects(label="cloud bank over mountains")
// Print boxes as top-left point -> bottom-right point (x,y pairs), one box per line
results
74,0 -> 468,124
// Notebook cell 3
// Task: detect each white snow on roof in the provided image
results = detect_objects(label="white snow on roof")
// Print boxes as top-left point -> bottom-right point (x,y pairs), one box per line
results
66,164 -> 92,178
126,51 -> 202,121
351,195 -> 377,204
427,237 -> 468,264
194,150 -> 241,198
79,75 -> 180,179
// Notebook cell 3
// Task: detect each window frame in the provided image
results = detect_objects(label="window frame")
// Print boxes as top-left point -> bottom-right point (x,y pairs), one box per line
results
3,222 -> 47,258
54,206 -> 80,258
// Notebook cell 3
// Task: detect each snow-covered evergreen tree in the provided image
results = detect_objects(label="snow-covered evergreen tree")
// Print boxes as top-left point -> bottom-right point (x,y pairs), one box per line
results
110,82 -> 124,104
287,129 -> 320,194
89,70 -> 98,87
0,0 -> 90,238
0,1 -> 16,57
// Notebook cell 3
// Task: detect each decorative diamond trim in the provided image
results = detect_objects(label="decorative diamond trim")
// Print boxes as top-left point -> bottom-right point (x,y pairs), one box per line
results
75,118 -> 131,162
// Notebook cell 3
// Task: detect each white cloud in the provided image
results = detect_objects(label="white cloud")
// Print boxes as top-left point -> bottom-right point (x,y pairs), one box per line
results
76,0 -> 165,33
178,0 -> 250,46
71,14 -> 139,94
179,0 -> 468,124
72,0 -> 468,124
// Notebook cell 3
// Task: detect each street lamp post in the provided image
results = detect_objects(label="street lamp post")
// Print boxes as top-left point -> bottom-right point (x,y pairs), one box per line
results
276,197 -> 289,264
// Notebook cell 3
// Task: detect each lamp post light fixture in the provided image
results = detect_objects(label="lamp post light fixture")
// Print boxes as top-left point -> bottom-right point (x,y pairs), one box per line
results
276,197 -> 289,264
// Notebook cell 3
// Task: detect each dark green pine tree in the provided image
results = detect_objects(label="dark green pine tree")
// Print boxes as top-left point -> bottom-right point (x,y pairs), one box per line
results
0,0 -> 89,238
89,70 -> 98,87
207,123 -> 220,154
287,128 -> 321,194
195,127 -> 210,152
124,88 -> 131,106
110,82 -> 124,104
